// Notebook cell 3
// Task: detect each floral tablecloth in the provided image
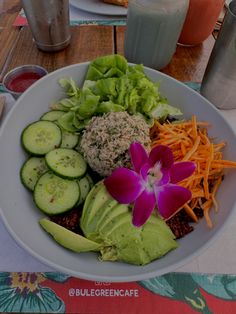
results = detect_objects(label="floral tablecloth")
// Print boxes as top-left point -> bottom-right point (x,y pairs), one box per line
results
2,272 -> 236,313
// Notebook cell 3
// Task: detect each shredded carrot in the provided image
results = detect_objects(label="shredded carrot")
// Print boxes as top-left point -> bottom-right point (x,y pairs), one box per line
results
183,204 -> 198,223
203,143 -> 214,200
150,115 -> 236,228
211,176 -> 223,213
182,136 -> 201,161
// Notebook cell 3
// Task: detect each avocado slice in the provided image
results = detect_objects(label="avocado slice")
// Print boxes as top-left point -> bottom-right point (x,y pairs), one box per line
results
39,218 -> 101,253
83,199 -> 117,237
97,203 -> 128,232
81,181 -> 110,229
84,202 -> 127,241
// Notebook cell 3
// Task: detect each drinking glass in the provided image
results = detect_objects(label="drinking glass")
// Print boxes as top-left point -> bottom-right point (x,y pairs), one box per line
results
178,0 -> 225,46
124,0 -> 189,70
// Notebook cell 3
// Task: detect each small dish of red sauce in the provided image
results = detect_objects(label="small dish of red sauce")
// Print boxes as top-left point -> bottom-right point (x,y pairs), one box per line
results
2,65 -> 48,99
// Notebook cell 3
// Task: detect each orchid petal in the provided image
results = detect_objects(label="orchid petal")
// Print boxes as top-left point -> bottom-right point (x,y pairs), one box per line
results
132,190 -> 156,227
130,142 -> 149,173
140,163 -> 150,181
156,169 -> 170,186
170,161 -> 196,184
155,184 -> 192,220
149,145 -> 174,170
104,168 -> 143,204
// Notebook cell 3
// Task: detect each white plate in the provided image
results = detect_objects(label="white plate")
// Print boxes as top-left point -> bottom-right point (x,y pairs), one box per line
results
1,62 -> 236,282
70,0 -> 127,16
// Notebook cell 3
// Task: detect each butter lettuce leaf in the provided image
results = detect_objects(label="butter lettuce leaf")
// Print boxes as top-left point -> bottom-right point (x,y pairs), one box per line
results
54,54 -> 182,132
150,102 -> 183,121
96,101 -> 125,113
58,78 -> 80,98
86,54 -> 128,80
76,88 -> 100,119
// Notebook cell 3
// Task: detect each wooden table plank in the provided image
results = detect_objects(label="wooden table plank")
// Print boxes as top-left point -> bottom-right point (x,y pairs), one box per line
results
115,26 -> 126,56
0,0 -> 21,80
162,38 -> 215,82
115,26 -> 215,82
2,25 -> 115,74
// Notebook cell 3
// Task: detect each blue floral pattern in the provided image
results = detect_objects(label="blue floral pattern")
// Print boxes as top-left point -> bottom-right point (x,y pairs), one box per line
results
0,272 -> 69,313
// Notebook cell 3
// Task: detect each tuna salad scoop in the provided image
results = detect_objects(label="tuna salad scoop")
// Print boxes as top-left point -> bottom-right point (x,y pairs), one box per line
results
80,111 -> 151,177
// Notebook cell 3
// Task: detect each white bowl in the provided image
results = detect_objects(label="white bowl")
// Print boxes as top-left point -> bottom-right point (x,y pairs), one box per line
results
1,62 -> 236,282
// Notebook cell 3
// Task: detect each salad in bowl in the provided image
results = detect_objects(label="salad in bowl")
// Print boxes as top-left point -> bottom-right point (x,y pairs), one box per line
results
19,55 -> 236,266
1,54 -> 236,281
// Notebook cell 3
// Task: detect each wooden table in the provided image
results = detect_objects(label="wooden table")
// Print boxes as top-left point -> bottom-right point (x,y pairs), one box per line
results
0,0 -> 215,83
3,0 -> 236,304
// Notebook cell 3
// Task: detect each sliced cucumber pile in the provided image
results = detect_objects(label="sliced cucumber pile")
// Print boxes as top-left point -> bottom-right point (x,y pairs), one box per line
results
20,110 -> 94,215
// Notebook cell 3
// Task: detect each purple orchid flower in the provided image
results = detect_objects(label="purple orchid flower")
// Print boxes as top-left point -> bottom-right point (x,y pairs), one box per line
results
104,143 -> 196,227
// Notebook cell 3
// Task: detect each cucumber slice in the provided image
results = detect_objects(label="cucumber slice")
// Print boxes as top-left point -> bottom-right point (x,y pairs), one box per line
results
40,110 -> 65,122
20,157 -> 48,191
21,120 -> 62,155
45,148 -> 87,179
74,135 -> 82,154
61,131 -> 79,149
77,174 -> 93,205
34,171 -> 80,215
86,173 -> 94,189
41,111 -> 79,149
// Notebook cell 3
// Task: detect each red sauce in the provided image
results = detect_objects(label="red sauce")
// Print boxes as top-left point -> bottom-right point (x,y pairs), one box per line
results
6,72 -> 43,93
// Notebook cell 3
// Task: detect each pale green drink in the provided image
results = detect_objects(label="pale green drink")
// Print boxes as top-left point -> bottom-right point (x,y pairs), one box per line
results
124,0 -> 189,69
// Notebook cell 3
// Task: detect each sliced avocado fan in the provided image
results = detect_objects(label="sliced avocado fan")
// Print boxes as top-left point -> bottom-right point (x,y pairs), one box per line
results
80,181 -> 178,266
